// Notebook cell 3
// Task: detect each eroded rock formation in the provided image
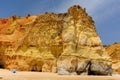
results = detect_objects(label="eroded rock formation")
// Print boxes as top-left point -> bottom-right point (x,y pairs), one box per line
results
0,5 -> 112,75
57,5 -> 112,75
106,43 -> 120,73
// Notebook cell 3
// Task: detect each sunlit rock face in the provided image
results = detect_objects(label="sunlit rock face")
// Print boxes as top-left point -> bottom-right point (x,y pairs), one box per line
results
57,5 -> 112,75
0,5 -> 112,75
106,43 -> 120,74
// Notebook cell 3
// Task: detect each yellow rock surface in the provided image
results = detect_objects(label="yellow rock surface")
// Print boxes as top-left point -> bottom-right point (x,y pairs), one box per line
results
106,43 -> 120,73
0,5 -> 111,75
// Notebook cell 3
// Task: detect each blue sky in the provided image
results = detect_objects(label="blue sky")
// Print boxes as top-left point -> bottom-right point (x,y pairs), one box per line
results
0,0 -> 120,45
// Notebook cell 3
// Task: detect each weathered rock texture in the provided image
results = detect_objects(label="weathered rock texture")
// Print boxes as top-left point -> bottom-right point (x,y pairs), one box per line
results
106,43 -> 120,73
0,5 -> 112,75
57,5 -> 112,75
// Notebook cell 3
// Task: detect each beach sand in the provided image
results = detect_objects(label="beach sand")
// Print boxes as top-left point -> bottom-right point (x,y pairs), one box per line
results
0,69 -> 120,80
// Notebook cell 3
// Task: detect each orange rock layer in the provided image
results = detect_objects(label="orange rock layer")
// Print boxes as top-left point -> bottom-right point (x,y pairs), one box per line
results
106,43 -> 120,73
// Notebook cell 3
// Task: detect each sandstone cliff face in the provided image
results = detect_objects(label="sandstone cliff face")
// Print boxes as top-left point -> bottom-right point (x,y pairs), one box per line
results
0,5 -> 112,75
57,5 -> 112,75
106,43 -> 120,73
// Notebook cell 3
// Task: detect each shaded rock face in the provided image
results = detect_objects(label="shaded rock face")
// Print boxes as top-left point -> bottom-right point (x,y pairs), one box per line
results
106,43 -> 120,73
0,5 -> 112,75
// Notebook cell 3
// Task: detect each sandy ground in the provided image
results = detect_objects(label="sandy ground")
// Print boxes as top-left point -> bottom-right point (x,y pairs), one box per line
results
0,69 -> 120,80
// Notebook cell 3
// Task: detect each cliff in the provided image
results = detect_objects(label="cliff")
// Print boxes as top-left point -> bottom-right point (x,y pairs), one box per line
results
106,43 -> 120,73
0,5 -> 112,75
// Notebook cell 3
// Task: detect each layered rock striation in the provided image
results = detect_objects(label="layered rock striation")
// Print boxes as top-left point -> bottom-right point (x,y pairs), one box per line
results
0,5 -> 112,75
